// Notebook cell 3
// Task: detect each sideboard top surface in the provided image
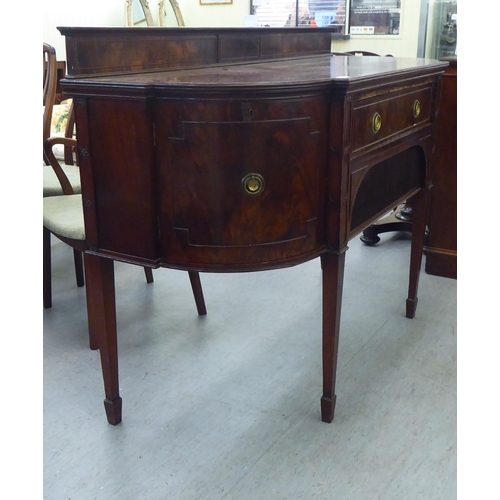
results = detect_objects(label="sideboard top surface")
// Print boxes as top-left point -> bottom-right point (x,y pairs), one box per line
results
74,56 -> 447,87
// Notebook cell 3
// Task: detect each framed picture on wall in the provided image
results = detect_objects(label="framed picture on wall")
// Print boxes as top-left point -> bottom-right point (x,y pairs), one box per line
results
200,0 -> 233,5
349,0 -> 401,35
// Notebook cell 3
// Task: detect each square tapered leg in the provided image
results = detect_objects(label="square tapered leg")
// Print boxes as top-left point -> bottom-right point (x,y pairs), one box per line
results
320,250 -> 346,423
85,253 -> 122,425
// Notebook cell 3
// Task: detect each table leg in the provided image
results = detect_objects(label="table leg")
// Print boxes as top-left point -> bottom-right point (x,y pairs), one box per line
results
406,188 -> 427,319
320,250 -> 346,423
85,253 -> 122,425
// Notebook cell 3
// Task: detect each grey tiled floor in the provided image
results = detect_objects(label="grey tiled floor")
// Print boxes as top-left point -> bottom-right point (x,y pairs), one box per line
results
43,232 -> 456,499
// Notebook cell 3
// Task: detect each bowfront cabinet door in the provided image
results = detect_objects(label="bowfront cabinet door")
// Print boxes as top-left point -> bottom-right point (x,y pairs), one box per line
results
154,94 -> 329,270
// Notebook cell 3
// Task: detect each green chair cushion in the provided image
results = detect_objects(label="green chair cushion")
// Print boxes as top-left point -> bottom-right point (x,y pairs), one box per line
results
43,194 -> 85,241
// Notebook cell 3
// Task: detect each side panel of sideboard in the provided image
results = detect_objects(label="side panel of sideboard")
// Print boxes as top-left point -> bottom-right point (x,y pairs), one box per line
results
75,96 -> 159,262
425,58 -> 457,279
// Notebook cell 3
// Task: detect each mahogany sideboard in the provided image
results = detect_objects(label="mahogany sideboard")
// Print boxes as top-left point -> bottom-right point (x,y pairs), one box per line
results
58,27 -> 448,425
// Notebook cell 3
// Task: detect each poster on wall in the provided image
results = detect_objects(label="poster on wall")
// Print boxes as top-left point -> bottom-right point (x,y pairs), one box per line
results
349,0 -> 401,35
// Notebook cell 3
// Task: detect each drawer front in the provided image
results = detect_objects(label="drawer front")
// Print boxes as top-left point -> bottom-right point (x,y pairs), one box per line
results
351,86 -> 433,154
155,96 -> 328,269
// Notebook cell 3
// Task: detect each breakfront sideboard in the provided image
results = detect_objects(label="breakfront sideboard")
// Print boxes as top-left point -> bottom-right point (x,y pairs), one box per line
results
58,27 -> 448,425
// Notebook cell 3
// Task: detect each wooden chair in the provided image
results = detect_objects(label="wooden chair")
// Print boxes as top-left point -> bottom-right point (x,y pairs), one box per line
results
332,51 -> 393,57
43,43 -> 86,293
43,138 -> 207,349
44,42 -> 81,195
344,50 -> 393,57
43,43 -> 57,161
43,102 -> 82,197
43,46 -> 85,287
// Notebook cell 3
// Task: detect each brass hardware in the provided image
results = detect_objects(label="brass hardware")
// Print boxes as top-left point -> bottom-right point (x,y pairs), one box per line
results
413,99 -> 421,118
242,173 -> 265,196
372,112 -> 382,133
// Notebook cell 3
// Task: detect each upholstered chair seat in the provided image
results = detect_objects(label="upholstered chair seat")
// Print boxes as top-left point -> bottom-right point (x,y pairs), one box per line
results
43,194 -> 85,240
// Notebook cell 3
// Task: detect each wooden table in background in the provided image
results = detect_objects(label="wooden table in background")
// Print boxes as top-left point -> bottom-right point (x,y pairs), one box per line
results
425,57 -> 457,279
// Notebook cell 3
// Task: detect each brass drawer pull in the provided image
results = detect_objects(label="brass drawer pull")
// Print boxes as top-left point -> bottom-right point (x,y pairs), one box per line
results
242,173 -> 265,196
413,99 -> 421,118
372,112 -> 382,133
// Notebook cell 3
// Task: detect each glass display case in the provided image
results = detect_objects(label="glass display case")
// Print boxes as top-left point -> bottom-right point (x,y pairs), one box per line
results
427,1 -> 457,59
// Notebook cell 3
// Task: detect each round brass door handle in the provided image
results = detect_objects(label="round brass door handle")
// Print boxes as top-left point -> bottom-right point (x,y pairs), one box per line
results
242,173 -> 265,196
372,112 -> 382,133
413,99 -> 421,118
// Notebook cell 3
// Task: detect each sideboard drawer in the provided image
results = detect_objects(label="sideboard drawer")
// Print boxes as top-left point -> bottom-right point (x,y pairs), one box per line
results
351,87 -> 433,153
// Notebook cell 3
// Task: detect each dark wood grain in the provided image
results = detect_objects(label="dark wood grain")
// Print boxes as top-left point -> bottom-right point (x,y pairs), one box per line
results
320,250 -> 346,422
84,254 -> 121,424
86,98 -> 158,260
58,27 -> 448,425
425,58 -> 457,279
59,27 -> 334,78
155,96 -> 328,269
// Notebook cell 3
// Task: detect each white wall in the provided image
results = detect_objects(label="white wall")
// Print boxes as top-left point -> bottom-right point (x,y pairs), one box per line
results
44,0 -> 126,59
179,0 -> 250,28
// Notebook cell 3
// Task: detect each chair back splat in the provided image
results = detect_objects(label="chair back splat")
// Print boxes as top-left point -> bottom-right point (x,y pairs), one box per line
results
43,43 -> 58,148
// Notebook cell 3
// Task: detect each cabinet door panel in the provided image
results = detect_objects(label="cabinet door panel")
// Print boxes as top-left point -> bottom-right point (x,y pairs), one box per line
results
155,97 -> 328,268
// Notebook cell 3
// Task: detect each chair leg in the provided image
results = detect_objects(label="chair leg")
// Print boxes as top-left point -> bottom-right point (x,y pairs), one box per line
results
188,271 -> 207,316
74,250 -> 85,287
84,253 -> 99,351
43,227 -> 52,309
144,267 -> 154,283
